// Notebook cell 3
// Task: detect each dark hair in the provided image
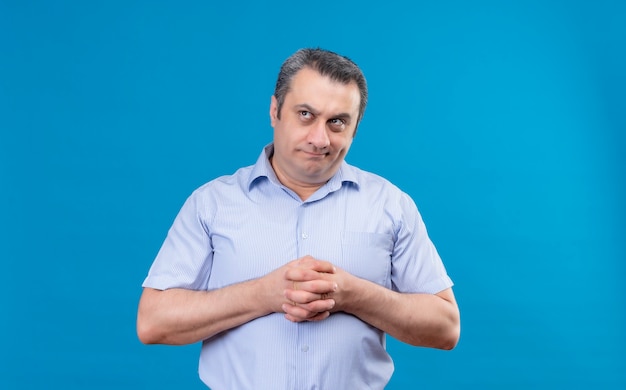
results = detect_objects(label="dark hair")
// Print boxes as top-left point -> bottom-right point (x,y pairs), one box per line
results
273,48 -> 368,124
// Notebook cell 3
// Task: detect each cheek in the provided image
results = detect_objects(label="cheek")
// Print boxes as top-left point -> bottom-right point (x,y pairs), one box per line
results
275,125 -> 294,144
331,135 -> 353,152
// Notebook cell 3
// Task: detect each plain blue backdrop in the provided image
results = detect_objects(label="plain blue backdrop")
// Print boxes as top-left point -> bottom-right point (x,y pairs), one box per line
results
1,1 -> 624,388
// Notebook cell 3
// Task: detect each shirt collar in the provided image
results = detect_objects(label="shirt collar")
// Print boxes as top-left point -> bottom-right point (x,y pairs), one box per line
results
247,143 -> 360,193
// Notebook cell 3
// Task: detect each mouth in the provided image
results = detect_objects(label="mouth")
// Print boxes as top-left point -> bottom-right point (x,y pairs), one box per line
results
301,150 -> 328,158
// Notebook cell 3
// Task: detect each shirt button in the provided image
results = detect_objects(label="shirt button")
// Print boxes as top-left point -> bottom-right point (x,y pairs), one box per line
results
301,345 -> 309,352
301,233 -> 308,239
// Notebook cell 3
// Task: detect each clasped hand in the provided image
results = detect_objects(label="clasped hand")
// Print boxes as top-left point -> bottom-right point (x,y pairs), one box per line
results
278,255 -> 339,322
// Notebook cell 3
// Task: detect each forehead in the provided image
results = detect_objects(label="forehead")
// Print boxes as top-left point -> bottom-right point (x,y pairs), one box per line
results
285,67 -> 360,115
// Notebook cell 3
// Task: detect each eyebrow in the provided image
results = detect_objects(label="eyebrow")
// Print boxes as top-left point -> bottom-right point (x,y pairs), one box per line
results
294,104 -> 353,122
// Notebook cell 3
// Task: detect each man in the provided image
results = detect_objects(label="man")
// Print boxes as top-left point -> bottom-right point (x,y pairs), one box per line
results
137,48 -> 460,389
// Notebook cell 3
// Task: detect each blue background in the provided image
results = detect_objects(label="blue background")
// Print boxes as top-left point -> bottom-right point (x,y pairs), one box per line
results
1,1 -> 625,388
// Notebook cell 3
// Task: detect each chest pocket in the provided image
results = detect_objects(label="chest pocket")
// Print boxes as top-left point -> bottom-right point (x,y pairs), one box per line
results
341,231 -> 394,288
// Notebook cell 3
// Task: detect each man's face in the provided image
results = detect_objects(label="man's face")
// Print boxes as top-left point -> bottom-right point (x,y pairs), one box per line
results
269,67 -> 361,196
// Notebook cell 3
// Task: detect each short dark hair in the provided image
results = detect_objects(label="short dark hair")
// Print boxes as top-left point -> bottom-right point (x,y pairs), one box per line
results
273,48 -> 368,125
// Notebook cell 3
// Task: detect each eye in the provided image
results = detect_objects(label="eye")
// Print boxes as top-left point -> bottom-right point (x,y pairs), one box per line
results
299,111 -> 313,120
328,118 -> 346,131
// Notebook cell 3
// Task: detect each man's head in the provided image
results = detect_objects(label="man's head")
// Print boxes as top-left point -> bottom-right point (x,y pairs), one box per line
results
273,48 -> 368,125
268,48 -> 366,199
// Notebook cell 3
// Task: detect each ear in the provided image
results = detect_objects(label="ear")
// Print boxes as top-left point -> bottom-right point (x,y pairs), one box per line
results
269,95 -> 278,127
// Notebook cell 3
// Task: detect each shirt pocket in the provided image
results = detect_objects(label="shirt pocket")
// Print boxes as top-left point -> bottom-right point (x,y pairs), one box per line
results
341,231 -> 394,287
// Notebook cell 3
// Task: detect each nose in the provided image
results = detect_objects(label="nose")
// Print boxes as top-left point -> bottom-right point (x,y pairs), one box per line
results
306,121 -> 330,149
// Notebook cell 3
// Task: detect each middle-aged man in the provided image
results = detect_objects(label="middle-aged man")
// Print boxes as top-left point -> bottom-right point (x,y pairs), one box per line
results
137,47 -> 460,389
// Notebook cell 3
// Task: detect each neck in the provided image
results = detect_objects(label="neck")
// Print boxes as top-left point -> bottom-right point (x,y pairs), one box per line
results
269,157 -> 326,201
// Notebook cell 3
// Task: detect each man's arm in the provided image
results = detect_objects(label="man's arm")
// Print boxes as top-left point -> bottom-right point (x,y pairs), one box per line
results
136,256 -> 337,345
283,268 -> 460,350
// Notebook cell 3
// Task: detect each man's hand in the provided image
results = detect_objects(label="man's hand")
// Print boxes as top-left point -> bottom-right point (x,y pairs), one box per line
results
277,255 -> 337,322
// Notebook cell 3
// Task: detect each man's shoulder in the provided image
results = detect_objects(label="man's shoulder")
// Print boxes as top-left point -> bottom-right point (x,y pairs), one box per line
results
344,163 -> 403,193
191,164 -> 255,197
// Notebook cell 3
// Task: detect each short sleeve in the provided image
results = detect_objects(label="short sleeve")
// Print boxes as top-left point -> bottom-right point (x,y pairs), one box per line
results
142,190 -> 214,291
390,193 -> 453,294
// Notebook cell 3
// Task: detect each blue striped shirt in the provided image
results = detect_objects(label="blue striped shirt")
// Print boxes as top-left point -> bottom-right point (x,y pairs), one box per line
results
143,144 -> 453,389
